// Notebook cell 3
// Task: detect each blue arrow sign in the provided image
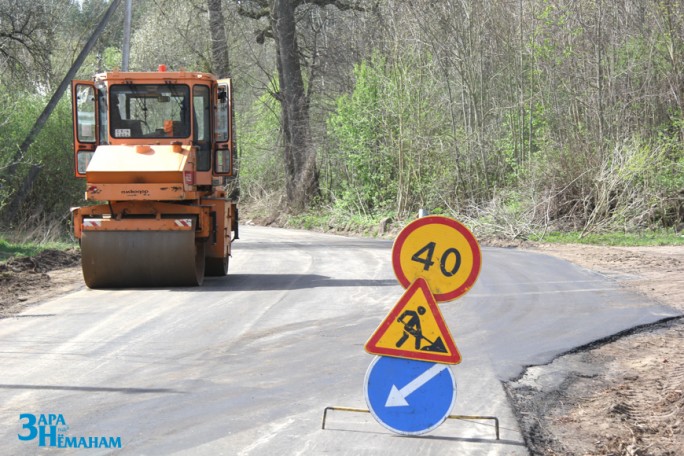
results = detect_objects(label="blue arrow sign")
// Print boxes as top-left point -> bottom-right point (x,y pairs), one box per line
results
364,356 -> 457,435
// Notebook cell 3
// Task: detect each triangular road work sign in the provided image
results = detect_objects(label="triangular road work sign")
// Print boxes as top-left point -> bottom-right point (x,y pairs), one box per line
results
365,278 -> 462,364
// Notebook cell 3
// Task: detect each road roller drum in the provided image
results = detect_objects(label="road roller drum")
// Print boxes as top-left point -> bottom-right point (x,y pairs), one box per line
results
81,231 -> 205,288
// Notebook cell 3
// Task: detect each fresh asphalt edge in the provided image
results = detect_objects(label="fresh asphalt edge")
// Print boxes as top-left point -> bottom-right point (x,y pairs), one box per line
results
503,315 -> 684,455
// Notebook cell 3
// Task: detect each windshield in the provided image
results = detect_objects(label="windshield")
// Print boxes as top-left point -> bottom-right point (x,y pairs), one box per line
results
110,84 -> 190,139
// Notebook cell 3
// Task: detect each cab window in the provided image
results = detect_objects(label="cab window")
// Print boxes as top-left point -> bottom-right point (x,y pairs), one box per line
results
193,85 -> 211,171
75,84 -> 96,143
110,84 -> 190,139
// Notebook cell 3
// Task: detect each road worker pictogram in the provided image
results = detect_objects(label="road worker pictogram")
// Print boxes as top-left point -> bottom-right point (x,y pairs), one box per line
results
365,278 -> 461,364
394,306 -> 448,353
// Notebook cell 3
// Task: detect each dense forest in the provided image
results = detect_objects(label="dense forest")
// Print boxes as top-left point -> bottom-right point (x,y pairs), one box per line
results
1,0 -> 682,239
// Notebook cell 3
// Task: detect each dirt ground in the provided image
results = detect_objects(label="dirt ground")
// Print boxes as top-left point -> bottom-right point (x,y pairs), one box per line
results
0,249 -> 82,318
509,243 -> 684,456
0,243 -> 682,455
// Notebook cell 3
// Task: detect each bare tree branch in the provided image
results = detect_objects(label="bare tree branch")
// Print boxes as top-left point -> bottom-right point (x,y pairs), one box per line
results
298,0 -> 376,12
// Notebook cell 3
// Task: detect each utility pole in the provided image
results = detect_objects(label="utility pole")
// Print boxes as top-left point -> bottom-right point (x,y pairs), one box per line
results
2,0 -> 123,223
122,0 -> 132,71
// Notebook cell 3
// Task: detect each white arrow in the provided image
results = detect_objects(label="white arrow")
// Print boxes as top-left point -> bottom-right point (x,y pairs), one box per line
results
385,363 -> 449,407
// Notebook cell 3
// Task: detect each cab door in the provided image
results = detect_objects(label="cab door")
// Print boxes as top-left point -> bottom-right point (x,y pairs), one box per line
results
71,80 -> 99,177
214,79 -> 235,177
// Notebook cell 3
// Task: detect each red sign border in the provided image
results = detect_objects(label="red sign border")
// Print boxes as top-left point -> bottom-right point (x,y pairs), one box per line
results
392,215 -> 482,302
365,278 -> 462,364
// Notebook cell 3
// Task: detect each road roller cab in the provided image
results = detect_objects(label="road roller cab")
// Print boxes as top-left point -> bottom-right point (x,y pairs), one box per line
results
70,68 -> 238,288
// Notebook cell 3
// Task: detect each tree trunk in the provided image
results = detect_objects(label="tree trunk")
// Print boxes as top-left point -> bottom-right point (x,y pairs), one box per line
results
271,0 -> 318,209
207,0 -> 231,77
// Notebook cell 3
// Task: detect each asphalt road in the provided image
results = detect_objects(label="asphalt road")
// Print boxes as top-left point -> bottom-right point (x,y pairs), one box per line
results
0,225 -> 678,455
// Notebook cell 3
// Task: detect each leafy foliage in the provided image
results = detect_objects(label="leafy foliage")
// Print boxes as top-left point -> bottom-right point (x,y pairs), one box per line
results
0,0 -> 682,240
237,81 -> 285,199
0,88 -> 83,226
326,52 -> 457,216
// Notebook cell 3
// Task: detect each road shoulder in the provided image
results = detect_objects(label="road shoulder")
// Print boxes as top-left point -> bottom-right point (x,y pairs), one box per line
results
507,244 -> 684,455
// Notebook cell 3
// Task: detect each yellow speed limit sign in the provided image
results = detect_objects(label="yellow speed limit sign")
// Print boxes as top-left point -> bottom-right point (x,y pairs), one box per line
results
392,216 -> 481,302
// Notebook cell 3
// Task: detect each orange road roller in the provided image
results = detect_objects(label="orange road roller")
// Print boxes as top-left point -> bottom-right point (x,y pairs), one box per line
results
70,67 -> 238,288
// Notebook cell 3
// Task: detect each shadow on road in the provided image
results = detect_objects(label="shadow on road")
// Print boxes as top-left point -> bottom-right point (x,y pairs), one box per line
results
0,384 -> 181,394
201,274 -> 398,291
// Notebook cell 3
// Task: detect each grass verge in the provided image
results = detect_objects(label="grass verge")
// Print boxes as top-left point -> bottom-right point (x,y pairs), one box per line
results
284,207 -> 399,237
530,230 -> 684,246
242,199 -> 683,246
0,237 -> 75,263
